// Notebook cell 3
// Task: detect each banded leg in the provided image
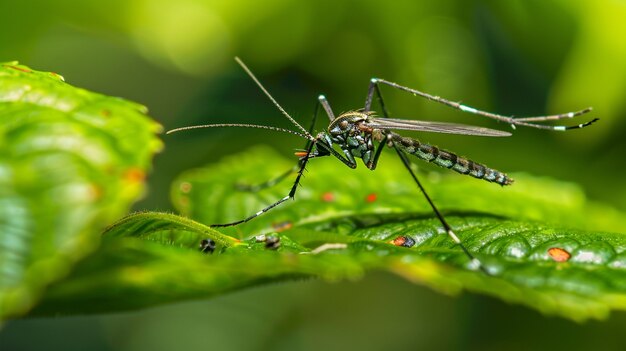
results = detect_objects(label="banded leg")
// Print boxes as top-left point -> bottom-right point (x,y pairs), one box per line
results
364,78 -> 597,131
394,147 -> 487,273
235,165 -> 299,192
365,132 -> 387,170
213,96 -> 353,227
211,139 -> 318,227
236,96 -> 327,192
369,84 -> 488,272
318,94 -> 335,121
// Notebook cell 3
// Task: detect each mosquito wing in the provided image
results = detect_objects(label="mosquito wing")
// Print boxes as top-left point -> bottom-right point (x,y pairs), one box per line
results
366,117 -> 512,137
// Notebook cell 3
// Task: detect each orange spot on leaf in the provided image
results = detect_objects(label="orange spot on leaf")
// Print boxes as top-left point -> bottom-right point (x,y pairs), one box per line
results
294,151 -> 309,157
365,193 -> 377,203
89,184 -> 103,201
124,168 -> 145,183
49,72 -> 65,81
272,221 -> 293,232
548,247 -> 571,262
389,235 -> 416,248
321,192 -> 335,202
179,182 -> 192,193
178,196 -> 189,206
391,236 -> 407,246
4,64 -> 31,73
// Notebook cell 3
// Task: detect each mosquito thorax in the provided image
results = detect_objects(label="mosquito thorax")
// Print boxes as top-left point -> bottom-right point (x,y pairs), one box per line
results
327,111 -> 370,136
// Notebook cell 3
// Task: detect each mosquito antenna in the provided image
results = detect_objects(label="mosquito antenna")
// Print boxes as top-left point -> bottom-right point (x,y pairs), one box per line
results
234,57 -> 314,140
166,123 -> 309,139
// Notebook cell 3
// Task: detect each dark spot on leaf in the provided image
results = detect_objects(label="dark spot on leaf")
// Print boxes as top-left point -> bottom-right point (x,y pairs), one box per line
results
390,236 -> 415,248
548,247 -> 571,262
199,239 -> 216,254
265,236 -> 280,250
101,109 -> 111,117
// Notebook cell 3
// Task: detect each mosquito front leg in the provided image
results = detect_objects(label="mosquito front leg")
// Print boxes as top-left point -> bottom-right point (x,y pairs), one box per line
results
235,165 -> 300,192
236,97 -> 328,193
211,139 -> 318,227
365,133 -> 387,170
364,77 -> 597,131
316,135 -> 357,169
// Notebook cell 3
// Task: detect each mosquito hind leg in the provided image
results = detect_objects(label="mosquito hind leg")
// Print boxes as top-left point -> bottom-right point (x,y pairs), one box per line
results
394,146 -> 488,273
364,77 -> 597,131
368,83 -> 488,272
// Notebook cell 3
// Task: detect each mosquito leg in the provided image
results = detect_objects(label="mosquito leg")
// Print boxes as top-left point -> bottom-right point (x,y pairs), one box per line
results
236,97 -> 325,192
309,95 -> 358,167
367,77 -> 597,131
365,134 -> 387,170
364,83 -> 393,170
235,165 -> 299,192
314,95 -> 361,166
307,97 -> 322,139
364,78 -> 390,116
393,145 -> 488,273
214,96 -> 352,226
212,139 -> 319,227
318,95 -> 335,121
370,83 -> 487,272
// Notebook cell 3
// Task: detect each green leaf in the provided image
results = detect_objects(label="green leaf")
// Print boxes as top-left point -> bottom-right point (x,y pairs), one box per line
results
32,212 -> 626,322
171,146 -> 625,235
102,211 -> 242,250
0,62 -> 162,319
33,147 -> 626,321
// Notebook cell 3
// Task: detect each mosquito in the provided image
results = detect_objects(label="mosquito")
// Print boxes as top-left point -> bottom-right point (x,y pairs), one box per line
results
168,57 -> 597,273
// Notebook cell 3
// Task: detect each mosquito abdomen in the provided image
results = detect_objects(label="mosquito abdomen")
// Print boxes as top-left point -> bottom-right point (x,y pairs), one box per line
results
389,133 -> 513,185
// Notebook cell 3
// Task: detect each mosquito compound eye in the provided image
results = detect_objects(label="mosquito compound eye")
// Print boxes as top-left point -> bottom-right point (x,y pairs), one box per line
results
339,120 -> 349,129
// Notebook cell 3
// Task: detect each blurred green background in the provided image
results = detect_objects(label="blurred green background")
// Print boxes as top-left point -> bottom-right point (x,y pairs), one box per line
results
2,0 -> 626,350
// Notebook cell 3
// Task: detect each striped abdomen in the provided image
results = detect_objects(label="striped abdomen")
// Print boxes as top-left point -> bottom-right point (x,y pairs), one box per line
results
389,133 -> 513,185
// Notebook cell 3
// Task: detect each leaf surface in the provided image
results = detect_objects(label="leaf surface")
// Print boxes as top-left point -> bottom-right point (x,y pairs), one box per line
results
0,62 -> 162,319
34,147 -> 626,321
